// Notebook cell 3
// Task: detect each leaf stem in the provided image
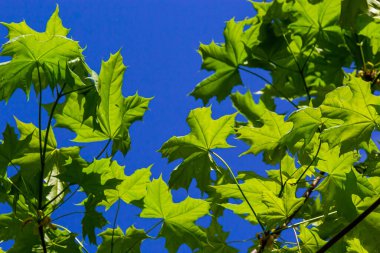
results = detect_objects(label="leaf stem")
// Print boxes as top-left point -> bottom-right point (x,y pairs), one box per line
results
292,227 -> 301,253
282,35 -> 311,101
96,139 -> 112,159
316,196 -> 380,252
41,183 -> 72,210
45,185 -> 80,217
126,219 -> 164,253
111,198 -> 121,253
37,64 -> 44,210
211,150 -> 265,232
38,226 -> 47,253
62,84 -> 95,96
36,63 -> 48,253
294,139 -> 322,185
51,211 -> 86,222
238,67 -> 299,109
54,223 -> 89,253
279,140 -> 322,197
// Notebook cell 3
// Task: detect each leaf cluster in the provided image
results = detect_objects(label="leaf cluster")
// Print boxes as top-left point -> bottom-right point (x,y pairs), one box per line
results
1,1 -> 380,253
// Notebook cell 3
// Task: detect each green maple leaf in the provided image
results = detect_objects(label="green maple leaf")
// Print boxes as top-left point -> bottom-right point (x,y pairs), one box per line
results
159,107 -> 235,191
316,144 -> 375,219
0,212 -> 82,253
100,166 -> 151,210
97,51 -> 127,138
291,226 -> 326,253
230,90 -> 268,125
82,195 -> 108,245
198,218 -> 238,253
46,229 -> 83,253
0,124 -> 31,176
140,177 -> 210,253
358,15 -> 380,55
266,153 -> 313,185
283,107 -> 323,148
344,195 -> 380,253
346,238 -> 369,253
214,173 -> 303,228
97,226 -> 148,253
58,158 -> 123,244
59,158 -> 121,201
54,51 -> 152,156
340,0 -> 368,30
0,5 -> 84,101
112,92 -> 152,155
320,75 -> 380,152
232,91 -> 292,164
289,0 -> 341,39
11,118 -> 83,206
190,19 -> 247,104
54,91 -> 107,142
0,213 -> 39,252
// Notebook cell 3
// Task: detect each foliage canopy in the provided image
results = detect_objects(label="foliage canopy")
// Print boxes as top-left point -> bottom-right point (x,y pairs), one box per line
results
1,1 -> 380,252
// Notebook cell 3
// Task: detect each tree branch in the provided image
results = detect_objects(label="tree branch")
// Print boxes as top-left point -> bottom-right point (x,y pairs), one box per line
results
316,196 -> 380,253
211,150 -> 266,232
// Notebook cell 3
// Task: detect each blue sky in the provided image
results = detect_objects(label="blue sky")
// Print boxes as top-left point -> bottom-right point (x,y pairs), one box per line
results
0,1 -> 289,252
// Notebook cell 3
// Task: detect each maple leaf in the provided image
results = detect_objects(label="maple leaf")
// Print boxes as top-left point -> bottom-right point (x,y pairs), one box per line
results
198,218 -> 238,253
291,226 -> 326,253
320,75 -> 380,152
0,5 -> 84,101
82,195 -> 108,245
100,166 -> 152,210
316,144 -> 375,219
54,91 -> 108,142
159,107 -> 235,191
58,158 -> 123,244
190,19 -> 247,104
97,226 -> 148,253
289,0 -> 341,40
214,172 -> 303,228
10,118 -> 83,207
0,125 -> 31,176
232,91 -> 292,164
0,212 -> 82,253
283,107 -> 323,148
53,51 -> 152,156
346,238 -> 369,253
140,177 -> 210,253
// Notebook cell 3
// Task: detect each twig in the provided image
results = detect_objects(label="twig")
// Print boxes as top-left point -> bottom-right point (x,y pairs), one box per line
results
227,237 -> 256,244
111,199 -> 121,253
279,140 -> 322,197
211,151 -> 265,232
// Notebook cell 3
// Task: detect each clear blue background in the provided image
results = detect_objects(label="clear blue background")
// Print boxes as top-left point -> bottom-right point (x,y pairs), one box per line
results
0,1 -> 291,252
